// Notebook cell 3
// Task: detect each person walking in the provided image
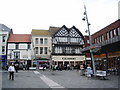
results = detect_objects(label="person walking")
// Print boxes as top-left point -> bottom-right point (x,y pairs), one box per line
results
14,63 -> 19,73
80,64 -> 84,76
8,64 -> 15,80
86,64 -> 92,78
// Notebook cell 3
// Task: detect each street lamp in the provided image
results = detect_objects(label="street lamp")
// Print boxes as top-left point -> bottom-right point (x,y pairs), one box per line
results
82,5 -> 96,75
48,47 -> 52,71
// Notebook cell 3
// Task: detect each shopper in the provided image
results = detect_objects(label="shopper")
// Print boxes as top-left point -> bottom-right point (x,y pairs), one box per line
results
86,64 -> 92,78
8,64 -> 15,80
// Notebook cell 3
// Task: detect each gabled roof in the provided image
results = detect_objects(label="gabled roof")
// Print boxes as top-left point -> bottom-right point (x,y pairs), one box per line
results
32,29 -> 49,36
0,24 -> 12,32
49,26 -> 60,37
70,26 -> 85,39
8,34 -> 31,43
53,25 -> 68,37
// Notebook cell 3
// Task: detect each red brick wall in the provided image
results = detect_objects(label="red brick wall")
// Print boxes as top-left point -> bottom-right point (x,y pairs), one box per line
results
91,19 -> 120,44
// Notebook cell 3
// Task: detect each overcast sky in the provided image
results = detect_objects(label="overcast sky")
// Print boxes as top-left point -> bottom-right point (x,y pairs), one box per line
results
0,0 -> 119,35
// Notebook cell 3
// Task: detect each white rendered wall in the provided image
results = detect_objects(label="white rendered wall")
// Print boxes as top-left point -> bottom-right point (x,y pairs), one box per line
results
7,43 -> 32,60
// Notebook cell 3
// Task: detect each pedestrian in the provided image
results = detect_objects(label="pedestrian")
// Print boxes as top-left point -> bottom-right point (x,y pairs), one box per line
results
80,64 -> 84,76
8,63 -> 15,80
86,64 -> 92,78
14,63 -> 19,73
43,64 -> 46,71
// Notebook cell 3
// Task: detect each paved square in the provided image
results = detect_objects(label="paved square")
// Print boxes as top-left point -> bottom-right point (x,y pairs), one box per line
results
1,70 -> 119,89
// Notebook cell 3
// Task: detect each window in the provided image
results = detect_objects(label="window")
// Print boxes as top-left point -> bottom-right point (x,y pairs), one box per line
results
65,47 -> 72,54
116,27 -> 120,36
75,48 -> 81,54
35,47 -> 38,54
40,38 -> 43,44
110,30 -> 113,38
14,52 -> 20,59
96,37 -> 99,43
28,44 -> 31,49
40,47 -> 43,54
94,38 -> 96,43
55,47 -> 62,53
99,36 -> 102,42
70,38 -> 79,43
16,44 -> 19,49
114,29 -> 116,36
2,36 -> 6,42
44,38 -> 48,44
59,37 -> 67,42
87,40 -> 90,44
44,47 -> 48,54
102,35 -> 104,41
35,38 -> 38,44
106,32 -> 109,40
2,46 -> 5,54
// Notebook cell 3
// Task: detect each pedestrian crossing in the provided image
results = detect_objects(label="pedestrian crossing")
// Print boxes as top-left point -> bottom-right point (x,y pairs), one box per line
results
33,71 -> 68,89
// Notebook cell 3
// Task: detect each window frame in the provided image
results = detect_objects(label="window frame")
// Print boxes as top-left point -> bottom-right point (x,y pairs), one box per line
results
40,47 -> 43,54
40,38 -> 43,45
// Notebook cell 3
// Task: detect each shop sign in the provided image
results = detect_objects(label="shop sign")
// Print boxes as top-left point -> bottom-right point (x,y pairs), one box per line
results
62,57 -> 76,60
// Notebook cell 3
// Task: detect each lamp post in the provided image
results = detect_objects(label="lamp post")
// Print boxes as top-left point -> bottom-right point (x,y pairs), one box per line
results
82,5 -> 96,75
48,47 -> 52,71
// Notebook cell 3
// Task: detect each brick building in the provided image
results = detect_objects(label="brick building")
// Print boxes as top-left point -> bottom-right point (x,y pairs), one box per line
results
82,19 -> 120,72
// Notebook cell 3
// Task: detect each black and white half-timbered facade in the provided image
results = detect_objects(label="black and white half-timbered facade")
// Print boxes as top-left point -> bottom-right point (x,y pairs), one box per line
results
52,25 -> 85,66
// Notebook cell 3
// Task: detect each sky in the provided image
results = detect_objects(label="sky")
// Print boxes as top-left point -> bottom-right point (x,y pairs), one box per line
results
0,0 -> 119,35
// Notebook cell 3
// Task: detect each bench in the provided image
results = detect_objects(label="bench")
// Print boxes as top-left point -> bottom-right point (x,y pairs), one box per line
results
96,70 -> 107,80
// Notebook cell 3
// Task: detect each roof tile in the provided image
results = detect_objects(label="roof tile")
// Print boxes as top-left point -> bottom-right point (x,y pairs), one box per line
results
8,34 -> 31,43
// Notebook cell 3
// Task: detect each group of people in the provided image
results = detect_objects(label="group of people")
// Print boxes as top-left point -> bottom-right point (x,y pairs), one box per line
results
80,64 -> 93,78
7,63 -> 93,81
51,63 -> 74,71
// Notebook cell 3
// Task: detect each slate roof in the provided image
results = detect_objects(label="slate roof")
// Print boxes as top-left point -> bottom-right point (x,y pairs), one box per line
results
32,30 -> 49,36
49,26 -> 60,37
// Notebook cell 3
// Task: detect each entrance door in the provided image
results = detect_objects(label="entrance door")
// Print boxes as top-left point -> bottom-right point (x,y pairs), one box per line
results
14,52 -> 20,59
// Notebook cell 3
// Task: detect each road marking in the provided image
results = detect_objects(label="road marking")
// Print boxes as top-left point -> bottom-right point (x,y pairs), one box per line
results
33,71 -> 67,89
33,71 -> 40,74
40,75 -> 64,88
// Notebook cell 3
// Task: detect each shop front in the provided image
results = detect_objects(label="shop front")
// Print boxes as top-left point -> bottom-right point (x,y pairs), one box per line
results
33,58 -> 49,69
94,51 -> 120,71
52,55 -> 85,66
